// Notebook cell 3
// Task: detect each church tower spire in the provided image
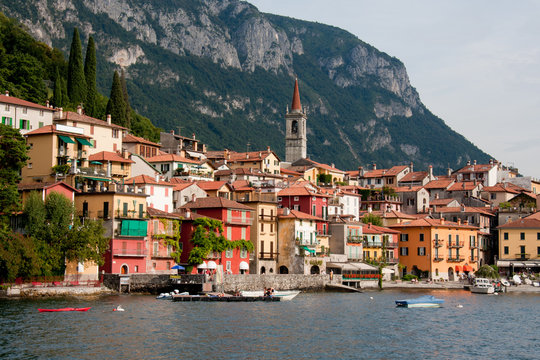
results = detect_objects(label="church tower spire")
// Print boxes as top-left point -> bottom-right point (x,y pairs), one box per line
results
285,78 -> 307,163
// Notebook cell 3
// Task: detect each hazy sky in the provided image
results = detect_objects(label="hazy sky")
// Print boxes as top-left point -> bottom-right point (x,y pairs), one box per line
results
248,0 -> 540,178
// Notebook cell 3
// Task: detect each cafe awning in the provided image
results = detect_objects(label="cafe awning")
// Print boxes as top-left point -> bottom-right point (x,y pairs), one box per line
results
207,261 -> 217,270
239,261 -> 249,270
90,161 -> 102,165
463,265 -> 473,272
455,265 -> 462,272
197,263 -> 207,269
76,137 -> 93,146
58,135 -> 75,144
82,176 -> 111,182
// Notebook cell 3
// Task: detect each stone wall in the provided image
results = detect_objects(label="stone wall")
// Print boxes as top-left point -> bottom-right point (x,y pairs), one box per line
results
220,274 -> 331,292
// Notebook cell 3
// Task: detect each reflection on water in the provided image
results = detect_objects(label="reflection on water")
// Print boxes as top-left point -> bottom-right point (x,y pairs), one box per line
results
1,290 -> 539,359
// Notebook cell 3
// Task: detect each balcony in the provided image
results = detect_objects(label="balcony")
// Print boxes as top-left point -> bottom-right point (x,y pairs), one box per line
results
152,252 -> 173,259
469,256 -> 478,262
347,236 -> 364,244
259,251 -> 278,260
113,248 -> 147,257
433,239 -> 444,248
433,255 -> 444,262
78,167 -> 108,177
225,216 -> 252,225
259,214 -> 276,221
470,243 -> 478,249
447,256 -> 465,262
515,253 -> 530,260
115,210 -> 147,219
447,241 -> 464,249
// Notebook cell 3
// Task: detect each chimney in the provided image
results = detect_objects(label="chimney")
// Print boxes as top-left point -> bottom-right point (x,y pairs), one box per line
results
359,166 -> 365,177
155,173 -> 160,182
373,163 -> 377,170
461,204 -> 465,212
440,218 -> 445,225
46,100 -> 49,108
457,218 -> 461,225
489,159 -> 494,165
106,114 -> 112,125
410,162 -> 414,172
473,160 -> 477,165
464,219 -> 469,225
77,105 -> 83,115
428,165 -> 434,180
467,160 -> 471,166
192,193 -> 196,202
192,133 -> 196,139
58,107 -> 63,119
259,152 -> 262,158
185,209 -> 191,219
246,153 -> 249,159
4,90 -> 8,96
447,167 -> 452,176
170,130 -> 174,135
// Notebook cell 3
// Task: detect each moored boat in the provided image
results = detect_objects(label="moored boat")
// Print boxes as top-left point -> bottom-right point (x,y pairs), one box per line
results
395,295 -> 444,308
38,307 -> 91,312
240,290 -> 300,301
470,278 -> 495,294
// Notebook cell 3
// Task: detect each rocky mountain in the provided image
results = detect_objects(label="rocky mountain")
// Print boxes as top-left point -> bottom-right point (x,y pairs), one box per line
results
0,0 -> 490,172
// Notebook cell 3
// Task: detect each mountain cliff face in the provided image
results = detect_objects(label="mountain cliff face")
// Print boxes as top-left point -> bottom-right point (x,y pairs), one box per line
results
0,0 -> 489,172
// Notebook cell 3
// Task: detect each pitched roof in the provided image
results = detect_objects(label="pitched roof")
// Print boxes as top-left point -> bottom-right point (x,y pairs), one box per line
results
122,133 -> 161,147
17,181 -> 79,192
147,207 -> 182,219
362,165 -> 409,178
362,223 -> 401,235
424,179 -> 455,189
25,124 -> 91,139
399,171 -> 428,182
226,150 -> 279,163
369,210 -> 417,220
278,186 -> 330,198
393,185 -> 424,193
194,181 -> 229,191
456,164 -> 496,173
0,94 -> 52,111
497,211 -> 540,229
124,175 -> 173,186
430,198 -> 457,206
434,206 -> 495,216
57,111 -> 127,130
278,209 -> 323,221
180,197 -> 254,211
280,168 -> 303,176
88,151 -> 134,163
447,181 -> 481,191
389,217 -> 478,230
146,153 -> 201,164
482,183 -> 523,194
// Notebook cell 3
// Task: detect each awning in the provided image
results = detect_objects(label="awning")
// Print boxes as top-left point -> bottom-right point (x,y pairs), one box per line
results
239,261 -> 249,270
197,263 -> 207,269
326,262 -> 359,271
350,262 -> 378,271
455,265 -> 462,272
171,264 -> 184,270
463,265 -> 473,272
75,137 -> 93,146
302,246 -> 316,254
382,268 -> 395,274
58,135 -> 75,144
90,161 -> 102,165
82,176 -> 111,182
207,261 -> 217,270
186,150 -> 205,159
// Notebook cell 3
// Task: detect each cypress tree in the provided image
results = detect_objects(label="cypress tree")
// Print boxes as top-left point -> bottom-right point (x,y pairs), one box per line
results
61,76 -> 69,107
67,28 -> 86,106
106,71 -> 127,127
120,69 -> 131,128
84,35 -> 97,117
52,67 -> 62,108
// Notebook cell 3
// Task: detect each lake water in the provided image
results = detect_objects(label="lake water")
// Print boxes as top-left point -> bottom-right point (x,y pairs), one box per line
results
1,289 -> 539,359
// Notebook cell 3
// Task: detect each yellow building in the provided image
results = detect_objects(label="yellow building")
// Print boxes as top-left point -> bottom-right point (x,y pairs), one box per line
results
497,211 -> 540,272
288,158 -> 345,184
222,148 -> 281,175
390,218 -> 479,281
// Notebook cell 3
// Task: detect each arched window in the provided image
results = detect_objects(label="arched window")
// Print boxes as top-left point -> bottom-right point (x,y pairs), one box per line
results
292,120 -> 298,134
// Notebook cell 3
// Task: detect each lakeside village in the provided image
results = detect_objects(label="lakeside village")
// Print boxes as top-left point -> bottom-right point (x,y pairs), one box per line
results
2,79 -> 540,297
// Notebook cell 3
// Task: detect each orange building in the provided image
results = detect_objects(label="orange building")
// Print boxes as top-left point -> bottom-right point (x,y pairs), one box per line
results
390,218 -> 479,281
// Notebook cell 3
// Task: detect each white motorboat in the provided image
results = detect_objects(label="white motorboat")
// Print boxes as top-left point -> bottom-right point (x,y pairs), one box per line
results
470,278 -> 495,294
240,290 -> 300,301
395,295 -> 444,308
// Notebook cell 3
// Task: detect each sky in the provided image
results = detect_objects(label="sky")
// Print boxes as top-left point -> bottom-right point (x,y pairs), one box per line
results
248,0 -> 540,178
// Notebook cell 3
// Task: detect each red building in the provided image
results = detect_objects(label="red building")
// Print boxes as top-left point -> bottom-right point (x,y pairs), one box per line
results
180,197 -> 254,274
278,185 -> 330,235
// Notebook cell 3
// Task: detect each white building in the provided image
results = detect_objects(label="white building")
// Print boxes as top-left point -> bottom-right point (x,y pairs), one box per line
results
0,92 -> 54,134
125,175 -> 174,212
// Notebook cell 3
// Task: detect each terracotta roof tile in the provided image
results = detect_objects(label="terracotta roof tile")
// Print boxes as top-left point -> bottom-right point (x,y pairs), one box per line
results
122,133 -> 161,147
146,153 -> 200,164
278,209 -> 323,221
124,175 -> 173,186
424,179 -> 455,189
456,164 -> 496,173
195,181 -> 231,191
447,181 -> 481,191
0,94 -> 52,111
57,111 -> 127,130
389,218 -> 478,230
399,171 -> 428,182
180,197 -> 254,211
88,151 -> 134,163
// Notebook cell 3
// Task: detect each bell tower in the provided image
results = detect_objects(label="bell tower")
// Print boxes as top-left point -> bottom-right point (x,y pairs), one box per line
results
285,78 -> 307,163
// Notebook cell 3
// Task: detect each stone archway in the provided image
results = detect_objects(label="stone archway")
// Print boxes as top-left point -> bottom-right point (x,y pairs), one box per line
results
121,264 -> 129,274
260,266 -> 266,274
279,265 -> 289,274
448,267 -> 455,281
310,265 -> 320,274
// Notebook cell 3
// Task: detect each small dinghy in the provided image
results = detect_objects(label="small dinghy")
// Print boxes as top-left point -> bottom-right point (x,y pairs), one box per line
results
38,307 -> 91,312
395,295 -> 444,308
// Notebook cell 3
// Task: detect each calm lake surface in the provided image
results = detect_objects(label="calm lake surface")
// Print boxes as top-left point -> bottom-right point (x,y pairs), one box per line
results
1,289 -> 539,360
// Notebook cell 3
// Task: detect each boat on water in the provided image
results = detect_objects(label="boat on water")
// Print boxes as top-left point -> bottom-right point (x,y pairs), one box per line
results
156,290 -> 187,299
470,278 -> 495,294
38,307 -> 91,312
395,295 -> 444,308
240,290 -> 301,301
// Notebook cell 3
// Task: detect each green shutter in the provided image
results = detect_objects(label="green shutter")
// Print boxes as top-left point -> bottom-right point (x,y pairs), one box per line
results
19,119 -> 23,129
123,202 -> 128,216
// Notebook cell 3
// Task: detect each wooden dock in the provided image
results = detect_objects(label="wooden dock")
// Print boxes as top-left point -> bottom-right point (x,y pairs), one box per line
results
172,295 -> 282,302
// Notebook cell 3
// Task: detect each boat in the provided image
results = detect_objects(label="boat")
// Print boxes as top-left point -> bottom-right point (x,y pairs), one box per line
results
172,294 -> 281,302
156,290 -> 186,299
240,290 -> 300,301
470,278 -> 495,294
38,307 -> 91,312
395,295 -> 444,308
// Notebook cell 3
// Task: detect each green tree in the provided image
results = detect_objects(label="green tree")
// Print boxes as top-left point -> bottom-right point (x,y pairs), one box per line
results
67,27 -> 86,105
106,70 -> 127,127
361,213 -> 383,226
0,124 -> 29,217
120,69 -> 131,128
64,216 -> 109,267
84,35 -> 97,117
52,67 -> 63,107
0,228 -> 40,283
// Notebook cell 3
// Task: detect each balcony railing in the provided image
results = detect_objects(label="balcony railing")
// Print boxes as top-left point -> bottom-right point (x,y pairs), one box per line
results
433,255 -> 444,262
447,241 -> 464,249
347,236 -> 364,244
225,217 -> 252,225
470,243 -> 478,249
433,239 -> 444,248
515,253 -> 530,260
259,251 -> 278,260
152,252 -> 173,259
469,256 -> 478,262
113,248 -> 147,257
259,214 -> 276,221
447,256 -> 465,262
115,210 -> 147,219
